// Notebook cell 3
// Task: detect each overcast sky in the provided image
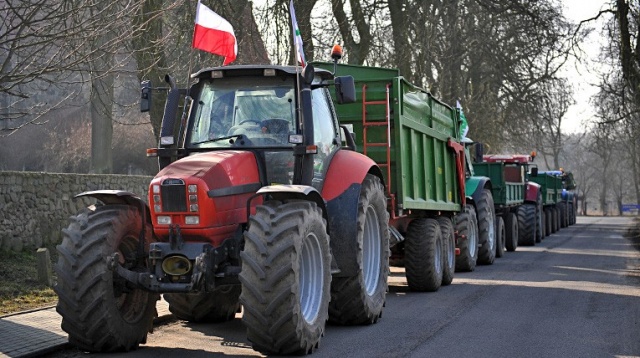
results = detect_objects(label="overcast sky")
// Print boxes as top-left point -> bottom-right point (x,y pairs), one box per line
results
561,0 -> 610,133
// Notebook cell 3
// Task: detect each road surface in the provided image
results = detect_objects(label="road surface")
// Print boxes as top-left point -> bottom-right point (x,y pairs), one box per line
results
47,216 -> 640,357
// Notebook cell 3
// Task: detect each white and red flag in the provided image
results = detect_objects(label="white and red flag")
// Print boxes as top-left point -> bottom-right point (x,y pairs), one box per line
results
192,1 -> 237,65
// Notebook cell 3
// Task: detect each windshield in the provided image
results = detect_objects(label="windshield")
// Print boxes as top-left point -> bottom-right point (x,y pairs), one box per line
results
188,77 -> 296,148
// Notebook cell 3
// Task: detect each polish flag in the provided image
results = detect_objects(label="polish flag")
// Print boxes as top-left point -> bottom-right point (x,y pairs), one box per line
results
192,2 -> 237,65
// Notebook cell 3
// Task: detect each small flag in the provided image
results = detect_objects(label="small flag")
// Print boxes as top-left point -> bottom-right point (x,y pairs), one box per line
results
192,1 -> 237,65
290,0 -> 306,67
456,100 -> 469,139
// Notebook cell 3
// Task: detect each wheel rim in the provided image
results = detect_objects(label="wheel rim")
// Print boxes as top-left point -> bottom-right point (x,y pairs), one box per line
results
468,216 -> 478,257
114,235 -> 150,324
434,232 -> 443,275
487,210 -> 495,251
446,229 -> 455,268
363,205 -> 381,296
300,231 -> 324,323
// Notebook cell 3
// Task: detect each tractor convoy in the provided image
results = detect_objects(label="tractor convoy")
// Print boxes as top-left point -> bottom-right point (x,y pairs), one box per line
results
53,53 -> 576,355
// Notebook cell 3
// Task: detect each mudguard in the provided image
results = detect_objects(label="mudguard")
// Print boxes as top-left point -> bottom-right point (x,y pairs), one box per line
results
465,176 -> 491,204
75,190 -> 152,223
322,150 -> 383,277
254,185 -> 327,222
525,182 -> 541,203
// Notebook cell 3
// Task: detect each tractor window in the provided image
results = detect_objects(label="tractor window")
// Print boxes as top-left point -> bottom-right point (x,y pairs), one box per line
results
188,77 -> 296,148
310,87 -> 339,190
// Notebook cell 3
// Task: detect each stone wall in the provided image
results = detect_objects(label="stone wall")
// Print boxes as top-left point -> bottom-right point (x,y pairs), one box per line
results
0,171 -> 152,252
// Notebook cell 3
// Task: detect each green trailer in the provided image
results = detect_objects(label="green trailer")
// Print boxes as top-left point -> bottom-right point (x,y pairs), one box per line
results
473,153 -> 544,250
530,172 -> 563,236
314,62 -> 497,289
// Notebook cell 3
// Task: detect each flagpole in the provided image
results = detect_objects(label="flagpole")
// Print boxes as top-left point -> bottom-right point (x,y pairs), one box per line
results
290,0 -> 303,129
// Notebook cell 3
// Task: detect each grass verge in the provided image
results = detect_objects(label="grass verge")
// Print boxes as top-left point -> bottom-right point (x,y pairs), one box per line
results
0,245 -> 58,316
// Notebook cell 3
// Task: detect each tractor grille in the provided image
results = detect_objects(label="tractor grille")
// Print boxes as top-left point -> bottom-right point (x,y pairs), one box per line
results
161,179 -> 187,212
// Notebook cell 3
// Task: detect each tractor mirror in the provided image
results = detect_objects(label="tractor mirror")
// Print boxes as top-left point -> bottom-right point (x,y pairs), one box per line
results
302,63 -> 315,85
335,75 -> 355,104
140,80 -> 152,113
530,167 -> 538,177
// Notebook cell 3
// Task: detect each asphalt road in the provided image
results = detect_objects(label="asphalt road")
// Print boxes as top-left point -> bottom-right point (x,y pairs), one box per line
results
47,216 -> 640,358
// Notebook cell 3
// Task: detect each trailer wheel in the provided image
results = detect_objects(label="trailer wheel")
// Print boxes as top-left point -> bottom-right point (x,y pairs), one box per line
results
405,218 -> 443,291
517,204 -> 537,246
504,212 -> 518,252
476,189 -> 496,265
329,174 -> 389,325
240,200 -> 331,355
165,285 -> 241,323
495,216 -> 505,258
54,205 -> 158,352
455,206 -> 479,272
554,207 -> 560,232
536,195 -> 545,242
437,216 -> 455,286
544,208 -> 552,237
568,203 -> 576,225
558,202 -> 568,228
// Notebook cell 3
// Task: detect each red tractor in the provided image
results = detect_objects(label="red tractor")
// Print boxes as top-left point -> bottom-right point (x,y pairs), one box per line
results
54,58 -> 390,355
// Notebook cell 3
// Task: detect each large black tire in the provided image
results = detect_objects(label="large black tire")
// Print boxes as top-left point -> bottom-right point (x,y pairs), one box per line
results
329,175 -> 389,325
495,216 -> 505,258
476,189 -> 496,265
54,205 -> 158,352
558,202 -> 568,228
504,212 -> 518,252
405,218 -> 443,292
536,195 -> 545,242
455,206 -> 479,272
239,200 -> 331,355
544,208 -> 552,238
569,202 -> 576,225
165,285 -> 241,323
554,207 -> 561,232
437,216 -> 455,286
517,204 -> 537,246
551,208 -> 557,233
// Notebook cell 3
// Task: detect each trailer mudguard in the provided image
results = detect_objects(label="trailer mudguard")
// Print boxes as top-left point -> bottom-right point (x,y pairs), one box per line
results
465,176 -> 491,204
322,149 -> 383,277
525,182 -> 541,203
75,190 -> 152,223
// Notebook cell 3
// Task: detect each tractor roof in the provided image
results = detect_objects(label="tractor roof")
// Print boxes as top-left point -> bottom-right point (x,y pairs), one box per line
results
191,64 -> 334,81
483,154 -> 532,164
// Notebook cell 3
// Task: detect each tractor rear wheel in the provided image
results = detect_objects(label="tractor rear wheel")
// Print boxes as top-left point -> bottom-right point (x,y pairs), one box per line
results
405,218 -> 443,291
437,216 -> 455,286
455,206 -> 479,272
240,200 -> 331,355
476,189 -> 496,265
165,285 -> 241,323
517,204 -> 537,246
54,205 -> 158,352
505,212 -> 518,252
495,216 -> 505,258
329,174 -> 389,325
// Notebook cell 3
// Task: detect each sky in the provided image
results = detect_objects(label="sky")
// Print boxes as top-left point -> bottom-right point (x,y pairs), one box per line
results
560,0 -> 611,133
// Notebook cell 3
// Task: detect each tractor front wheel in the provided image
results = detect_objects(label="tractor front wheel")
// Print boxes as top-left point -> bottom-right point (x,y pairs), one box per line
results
517,204 -> 537,246
455,206 -> 479,272
329,174 -> 389,325
476,189 -> 497,265
54,205 -> 158,352
240,200 -> 331,355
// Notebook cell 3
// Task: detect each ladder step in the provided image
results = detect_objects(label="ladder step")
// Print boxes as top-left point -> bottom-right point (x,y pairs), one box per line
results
364,101 -> 387,105
365,143 -> 389,147
363,122 -> 388,126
